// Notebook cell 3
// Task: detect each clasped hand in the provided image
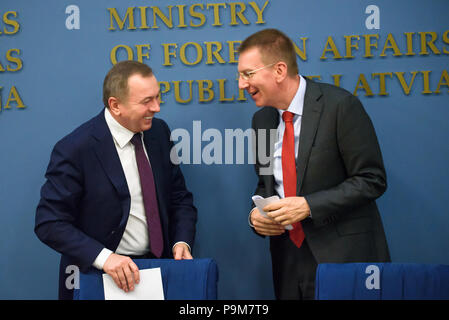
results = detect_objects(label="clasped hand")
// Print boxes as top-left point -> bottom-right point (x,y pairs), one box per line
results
250,196 -> 311,236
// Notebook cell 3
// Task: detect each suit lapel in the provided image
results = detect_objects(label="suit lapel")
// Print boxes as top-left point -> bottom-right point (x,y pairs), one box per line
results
297,80 -> 323,193
259,107 -> 279,195
90,111 -> 130,226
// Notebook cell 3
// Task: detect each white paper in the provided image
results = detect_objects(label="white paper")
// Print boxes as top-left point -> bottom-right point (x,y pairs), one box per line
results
252,195 -> 293,230
103,267 -> 164,300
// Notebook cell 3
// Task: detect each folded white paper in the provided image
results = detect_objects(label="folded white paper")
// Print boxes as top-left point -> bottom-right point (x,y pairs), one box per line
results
252,195 -> 293,230
103,267 -> 164,300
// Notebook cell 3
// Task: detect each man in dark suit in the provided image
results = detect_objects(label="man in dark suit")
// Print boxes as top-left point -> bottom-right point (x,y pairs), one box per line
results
35,61 -> 197,299
238,29 -> 390,299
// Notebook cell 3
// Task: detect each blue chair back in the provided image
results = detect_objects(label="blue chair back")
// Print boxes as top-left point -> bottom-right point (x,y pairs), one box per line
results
73,258 -> 218,300
315,263 -> 449,300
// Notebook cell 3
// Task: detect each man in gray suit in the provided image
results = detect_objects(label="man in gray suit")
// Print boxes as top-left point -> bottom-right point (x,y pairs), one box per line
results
238,29 -> 390,300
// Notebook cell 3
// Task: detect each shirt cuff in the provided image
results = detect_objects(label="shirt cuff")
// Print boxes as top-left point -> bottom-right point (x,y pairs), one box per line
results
173,241 -> 191,252
92,248 -> 113,270
248,207 -> 257,228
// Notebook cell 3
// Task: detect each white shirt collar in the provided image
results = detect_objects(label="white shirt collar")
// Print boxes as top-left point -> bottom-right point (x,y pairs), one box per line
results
104,108 -> 137,149
279,75 -> 307,119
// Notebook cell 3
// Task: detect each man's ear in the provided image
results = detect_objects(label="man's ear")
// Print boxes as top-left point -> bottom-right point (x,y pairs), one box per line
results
108,97 -> 120,115
274,61 -> 288,83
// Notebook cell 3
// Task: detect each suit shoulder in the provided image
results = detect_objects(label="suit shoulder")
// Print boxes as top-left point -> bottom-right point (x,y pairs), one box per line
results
312,80 -> 354,101
150,117 -> 169,130
307,80 -> 364,114
144,117 -> 172,142
147,117 -> 171,136
53,114 -> 98,151
252,106 -> 278,122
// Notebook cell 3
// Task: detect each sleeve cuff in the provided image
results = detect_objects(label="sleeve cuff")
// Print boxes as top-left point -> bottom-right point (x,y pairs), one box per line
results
173,241 -> 191,252
248,207 -> 257,228
92,248 -> 113,270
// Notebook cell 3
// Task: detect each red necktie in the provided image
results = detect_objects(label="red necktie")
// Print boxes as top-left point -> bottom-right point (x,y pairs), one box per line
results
131,133 -> 164,258
281,111 -> 305,248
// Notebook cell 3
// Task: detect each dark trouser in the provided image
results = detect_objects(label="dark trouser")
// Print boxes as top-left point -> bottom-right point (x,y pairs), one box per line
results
270,236 -> 318,300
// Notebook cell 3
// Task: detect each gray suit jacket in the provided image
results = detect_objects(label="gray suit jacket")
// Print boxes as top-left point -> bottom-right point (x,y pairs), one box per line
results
252,78 -> 390,263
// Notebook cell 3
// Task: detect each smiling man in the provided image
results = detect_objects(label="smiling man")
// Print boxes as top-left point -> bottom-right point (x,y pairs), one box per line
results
35,61 -> 197,299
239,29 -> 390,300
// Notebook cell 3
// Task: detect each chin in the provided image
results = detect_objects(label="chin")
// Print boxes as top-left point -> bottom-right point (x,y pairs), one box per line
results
140,118 -> 153,130
251,95 -> 264,107
254,100 -> 265,107
145,122 -> 153,131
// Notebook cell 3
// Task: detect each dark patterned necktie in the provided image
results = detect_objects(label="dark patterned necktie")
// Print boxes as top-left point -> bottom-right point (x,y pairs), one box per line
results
131,133 -> 163,258
282,111 -> 305,248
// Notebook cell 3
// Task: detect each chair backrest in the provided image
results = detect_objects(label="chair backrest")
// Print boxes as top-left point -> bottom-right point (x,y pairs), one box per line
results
73,258 -> 218,300
315,263 -> 449,300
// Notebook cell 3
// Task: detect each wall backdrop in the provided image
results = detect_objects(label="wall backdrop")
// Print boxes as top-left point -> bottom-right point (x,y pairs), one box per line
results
1,0 -> 448,299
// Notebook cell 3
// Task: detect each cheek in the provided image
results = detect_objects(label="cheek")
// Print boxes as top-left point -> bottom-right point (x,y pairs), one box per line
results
261,84 -> 276,99
125,111 -> 141,128
129,108 -> 144,121
254,81 -> 267,93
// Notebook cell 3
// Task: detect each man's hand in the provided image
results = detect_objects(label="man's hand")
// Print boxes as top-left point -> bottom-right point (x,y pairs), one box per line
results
250,208 -> 286,236
173,243 -> 193,260
264,196 -> 311,226
103,253 -> 140,292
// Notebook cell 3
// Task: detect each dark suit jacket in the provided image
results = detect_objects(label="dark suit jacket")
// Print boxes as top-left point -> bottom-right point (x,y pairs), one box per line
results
252,79 -> 390,264
35,110 -> 197,299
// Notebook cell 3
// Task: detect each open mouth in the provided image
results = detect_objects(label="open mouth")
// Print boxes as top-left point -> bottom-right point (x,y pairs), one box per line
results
144,116 -> 153,120
249,90 -> 259,97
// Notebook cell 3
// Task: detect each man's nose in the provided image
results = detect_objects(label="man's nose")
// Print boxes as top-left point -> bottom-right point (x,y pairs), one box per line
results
238,76 -> 249,90
149,100 -> 160,113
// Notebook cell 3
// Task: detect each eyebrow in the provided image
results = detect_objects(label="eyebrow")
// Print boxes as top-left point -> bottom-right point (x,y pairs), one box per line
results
237,69 -> 253,76
139,91 -> 160,103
